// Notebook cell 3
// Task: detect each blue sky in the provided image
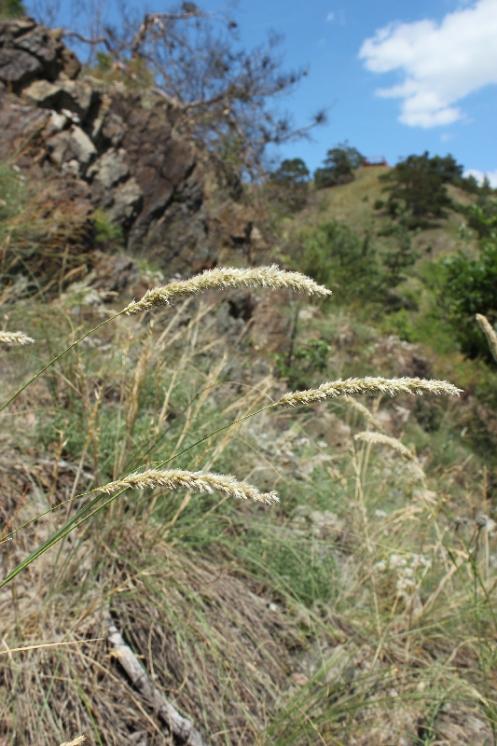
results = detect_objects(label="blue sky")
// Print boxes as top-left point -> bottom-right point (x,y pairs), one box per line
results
28,0 -> 497,182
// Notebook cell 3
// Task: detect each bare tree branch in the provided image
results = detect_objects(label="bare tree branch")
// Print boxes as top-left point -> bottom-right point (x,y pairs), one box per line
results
130,7 -> 203,57
60,30 -> 114,54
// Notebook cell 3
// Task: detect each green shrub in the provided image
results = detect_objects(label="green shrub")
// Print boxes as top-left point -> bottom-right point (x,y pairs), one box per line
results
276,337 -> 331,389
0,0 -> 25,18
296,221 -> 384,302
92,209 -> 124,246
436,236 -> 497,361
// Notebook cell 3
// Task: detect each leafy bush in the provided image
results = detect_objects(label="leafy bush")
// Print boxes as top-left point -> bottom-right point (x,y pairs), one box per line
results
295,219 -> 417,308
296,221 -> 383,302
464,198 -> 497,239
275,337 -> 331,389
437,235 -> 497,360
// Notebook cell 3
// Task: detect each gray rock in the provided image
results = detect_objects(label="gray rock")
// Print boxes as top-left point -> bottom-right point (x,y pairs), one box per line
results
88,148 -> 129,189
0,18 -> 80,90
23,78 -> 99,121
47,110 -> 68,133
107,178 -> 143,226
48,125 -> 96,173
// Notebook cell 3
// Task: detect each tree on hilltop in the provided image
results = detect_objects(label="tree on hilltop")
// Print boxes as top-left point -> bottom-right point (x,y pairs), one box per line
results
380,151 -> 453,228
268,157 -> 310,211
314,143 -> 365,189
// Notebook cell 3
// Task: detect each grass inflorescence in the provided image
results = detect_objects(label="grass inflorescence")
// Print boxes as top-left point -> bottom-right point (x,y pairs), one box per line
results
0,331 -> 34,346
96,468 -> 279,504
123,264 -> 332,314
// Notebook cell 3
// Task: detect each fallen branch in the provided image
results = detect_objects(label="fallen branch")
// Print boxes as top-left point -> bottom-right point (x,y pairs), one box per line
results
107,619 -> 207,746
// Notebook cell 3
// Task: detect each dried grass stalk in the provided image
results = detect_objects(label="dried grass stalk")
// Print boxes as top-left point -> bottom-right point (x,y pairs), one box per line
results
0,331 -> 34,346
355,431 -> 414,459
342,395 -> 381,428
476,314 -> 497,364
123,265 -> 331,314
97,468 -> 278,504
277,376 -> 462,407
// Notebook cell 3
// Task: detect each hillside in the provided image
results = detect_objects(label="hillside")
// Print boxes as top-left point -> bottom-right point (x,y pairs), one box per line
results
1,15 -> 497,746
285,165 -> 478,259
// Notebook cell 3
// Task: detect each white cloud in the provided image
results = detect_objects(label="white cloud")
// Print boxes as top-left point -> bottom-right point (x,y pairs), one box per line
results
465,169 -> 497,187
359,0 -> 497,128
326,11 -> 335,22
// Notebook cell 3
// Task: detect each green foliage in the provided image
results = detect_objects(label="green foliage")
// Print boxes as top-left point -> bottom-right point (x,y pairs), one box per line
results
436,236 -> 497,360
0,163 -> 26,222
381,151 -> 454,228
296,221 -> 383,302
92,209 -> 124,246
276,337 -> 330,389
428,153 -> 464,184
0,0 -> 25,18
464,198 -> 497,239
379,221 -> 417,287
271,158 -> 310,186
314,142 -> 365,189
294,219 -> 417,310
268,158 -> 310,212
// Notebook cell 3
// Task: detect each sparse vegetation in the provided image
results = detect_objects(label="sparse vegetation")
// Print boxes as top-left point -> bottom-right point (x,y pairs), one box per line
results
0,0 -> 25,19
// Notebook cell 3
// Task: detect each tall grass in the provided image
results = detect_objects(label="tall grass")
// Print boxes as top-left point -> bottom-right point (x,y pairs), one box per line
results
1,263 -> 491,745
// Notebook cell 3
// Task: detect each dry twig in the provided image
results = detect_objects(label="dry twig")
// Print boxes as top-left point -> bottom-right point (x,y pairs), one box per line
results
107,619 -> 207,746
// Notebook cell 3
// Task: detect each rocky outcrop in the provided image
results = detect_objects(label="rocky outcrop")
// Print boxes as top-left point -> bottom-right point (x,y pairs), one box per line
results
0,17 -> 80,91
0,17 -> 260,275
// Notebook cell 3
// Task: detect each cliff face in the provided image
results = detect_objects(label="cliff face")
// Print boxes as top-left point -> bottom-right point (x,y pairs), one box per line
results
0,17 -> 259,274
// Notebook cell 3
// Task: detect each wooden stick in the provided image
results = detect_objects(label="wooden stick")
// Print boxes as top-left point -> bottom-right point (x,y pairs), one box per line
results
107,621 -> 207,746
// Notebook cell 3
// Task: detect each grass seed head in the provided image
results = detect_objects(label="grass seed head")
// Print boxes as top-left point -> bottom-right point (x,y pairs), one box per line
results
277,376 -> 462,407
97,468 -> 279,505
123,265 -> 332,315
476,314 -> 497,364
355,431 -> 414,459
0,331 -> 34,347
